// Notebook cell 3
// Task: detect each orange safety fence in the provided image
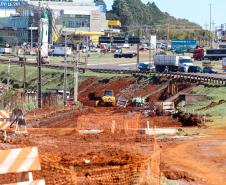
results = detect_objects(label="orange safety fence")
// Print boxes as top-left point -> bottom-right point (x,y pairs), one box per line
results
76,112 -> 141,131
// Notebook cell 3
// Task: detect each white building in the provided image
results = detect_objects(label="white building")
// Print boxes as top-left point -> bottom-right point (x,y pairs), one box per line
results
27,0 -> 107,42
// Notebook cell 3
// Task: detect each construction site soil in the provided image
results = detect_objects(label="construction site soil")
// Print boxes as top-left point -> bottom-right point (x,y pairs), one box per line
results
1,76 -> 224,185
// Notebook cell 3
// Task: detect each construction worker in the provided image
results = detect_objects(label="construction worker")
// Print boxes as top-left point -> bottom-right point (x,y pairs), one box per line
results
9,108 -> 26,128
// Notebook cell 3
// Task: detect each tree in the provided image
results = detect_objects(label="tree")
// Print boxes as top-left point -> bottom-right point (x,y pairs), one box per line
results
111,0 -> 133,25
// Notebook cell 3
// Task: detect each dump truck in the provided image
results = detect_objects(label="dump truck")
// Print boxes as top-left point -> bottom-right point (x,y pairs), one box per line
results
96,90 -> 116,107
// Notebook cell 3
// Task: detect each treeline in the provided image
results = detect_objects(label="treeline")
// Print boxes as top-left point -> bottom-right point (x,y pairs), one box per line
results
106,0 -> 209,40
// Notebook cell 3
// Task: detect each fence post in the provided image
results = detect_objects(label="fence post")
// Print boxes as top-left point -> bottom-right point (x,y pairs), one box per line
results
111,120 -> 115,134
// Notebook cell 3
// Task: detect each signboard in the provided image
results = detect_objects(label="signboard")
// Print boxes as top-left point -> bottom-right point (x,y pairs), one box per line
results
40,12 -> 49,58
0,0 -> 24,9
171,40 -> 197,53
150,35 -> 157,52
172,40 -> 197,46
99,36 -> 140,44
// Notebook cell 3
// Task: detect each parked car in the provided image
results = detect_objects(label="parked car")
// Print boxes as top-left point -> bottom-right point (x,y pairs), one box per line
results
188,66 -> 202,73
114,50 -> 136,58
137,63 -> 155,71
202,66 -> 217,74
179,64 -> 190,72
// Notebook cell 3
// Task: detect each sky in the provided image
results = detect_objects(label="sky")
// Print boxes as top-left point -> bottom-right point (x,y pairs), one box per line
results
105,0 -> 226,29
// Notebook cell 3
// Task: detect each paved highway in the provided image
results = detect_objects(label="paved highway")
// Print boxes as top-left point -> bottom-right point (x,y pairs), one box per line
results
0,55 -> 226,82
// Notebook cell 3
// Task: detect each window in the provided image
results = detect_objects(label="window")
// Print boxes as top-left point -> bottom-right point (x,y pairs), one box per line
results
64,15 -> 90,28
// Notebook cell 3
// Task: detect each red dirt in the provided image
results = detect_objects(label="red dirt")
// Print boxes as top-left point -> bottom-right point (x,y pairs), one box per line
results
133,84 -> 162,101
2,76 -> 221,185
161,130 -> 226,185
78,77 -> 136,106
141,116 -> 182,128
0,129 -> 154,185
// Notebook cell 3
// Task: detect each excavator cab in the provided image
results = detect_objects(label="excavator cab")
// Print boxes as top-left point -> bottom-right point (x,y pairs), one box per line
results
104,90 -> 113,97
96,90 -> 116,107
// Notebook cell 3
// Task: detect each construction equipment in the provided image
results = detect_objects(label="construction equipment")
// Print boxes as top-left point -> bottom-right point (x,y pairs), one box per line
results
96,90 -> 116,107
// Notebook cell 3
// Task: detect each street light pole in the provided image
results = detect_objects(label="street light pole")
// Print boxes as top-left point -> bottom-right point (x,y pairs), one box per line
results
73,43 -> 79,104
31,25 -> 33,49
137,29 -> 140,65
37,48 -> 42,108
7,58 -> 11,89
63,33 -> 68,106
23,47 -> 27,92
209,3 -> 212,48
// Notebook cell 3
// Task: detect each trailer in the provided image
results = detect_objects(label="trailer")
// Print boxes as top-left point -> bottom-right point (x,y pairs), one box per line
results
0,47 -> 12,54
52,46 -> 72,56
154,55 -> 193,72
205,49 -> 226,60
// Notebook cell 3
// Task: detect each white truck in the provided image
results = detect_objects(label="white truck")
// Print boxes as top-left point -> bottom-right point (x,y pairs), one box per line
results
52,46 -> 72,56
0,47 -> 12,54
154,55 -> 193,72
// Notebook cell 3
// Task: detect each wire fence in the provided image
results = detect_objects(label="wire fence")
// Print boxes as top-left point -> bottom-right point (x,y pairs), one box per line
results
0,92 -> 63,111
76,112 -> 141,132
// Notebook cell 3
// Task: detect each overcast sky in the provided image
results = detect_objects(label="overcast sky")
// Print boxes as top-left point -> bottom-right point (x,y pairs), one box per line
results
105,0 -> 226,28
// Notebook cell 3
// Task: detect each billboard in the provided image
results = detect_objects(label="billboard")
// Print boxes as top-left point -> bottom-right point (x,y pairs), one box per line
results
172,40 -> 196,47
0,0 -> 24,9
171,40 -> 197,53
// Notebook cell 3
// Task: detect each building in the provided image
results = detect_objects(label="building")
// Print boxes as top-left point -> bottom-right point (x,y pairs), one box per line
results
0,0 -> 108,44
0,0 -> 25,17
26,0 -> 107,43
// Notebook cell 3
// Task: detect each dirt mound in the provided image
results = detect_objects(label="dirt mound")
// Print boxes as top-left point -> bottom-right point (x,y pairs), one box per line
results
0,129 -> 154,185
141,116 -> 182,128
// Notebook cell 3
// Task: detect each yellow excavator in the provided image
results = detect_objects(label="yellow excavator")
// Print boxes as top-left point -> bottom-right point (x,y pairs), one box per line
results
96,90 -> 116,107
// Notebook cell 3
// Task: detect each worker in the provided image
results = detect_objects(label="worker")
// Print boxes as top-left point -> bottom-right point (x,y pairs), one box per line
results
9,108 -> 26,128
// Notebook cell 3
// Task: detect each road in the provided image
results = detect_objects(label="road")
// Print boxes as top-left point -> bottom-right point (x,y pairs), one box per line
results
1,55 -> 226,81
162,129 -> 226,185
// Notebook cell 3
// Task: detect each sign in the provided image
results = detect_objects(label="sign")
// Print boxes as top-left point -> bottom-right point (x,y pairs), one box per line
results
172,40 -> 197,46
150,35 -> 157,51
40,11 -> 49,58
0,0 -> 24,9
172,40 -> 196,53
107,20 -> 121,27
99,36 -> 140,44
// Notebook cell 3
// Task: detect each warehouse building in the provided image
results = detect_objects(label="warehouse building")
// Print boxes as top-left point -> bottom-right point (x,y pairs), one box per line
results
0,0 -> 107,44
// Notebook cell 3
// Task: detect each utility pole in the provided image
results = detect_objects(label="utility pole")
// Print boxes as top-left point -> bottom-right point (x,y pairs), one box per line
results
149,29 -> 152,65
31,24 -> 33,49
23,47 -> 27,92
63,33 -> 68,106
37,48 -> 42,108
7,58 -> 11,89
137,29 -> 140,65
73,43 -> 79,104
209,3 -> 212,48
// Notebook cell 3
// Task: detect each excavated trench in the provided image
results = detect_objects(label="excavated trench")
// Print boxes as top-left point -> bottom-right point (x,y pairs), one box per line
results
0,76 -> 208,185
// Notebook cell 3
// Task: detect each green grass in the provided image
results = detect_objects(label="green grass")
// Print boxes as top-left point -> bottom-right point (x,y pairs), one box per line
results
21,51 -> 150,65
0,63 -> 130,91
178,85 -> 226,128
